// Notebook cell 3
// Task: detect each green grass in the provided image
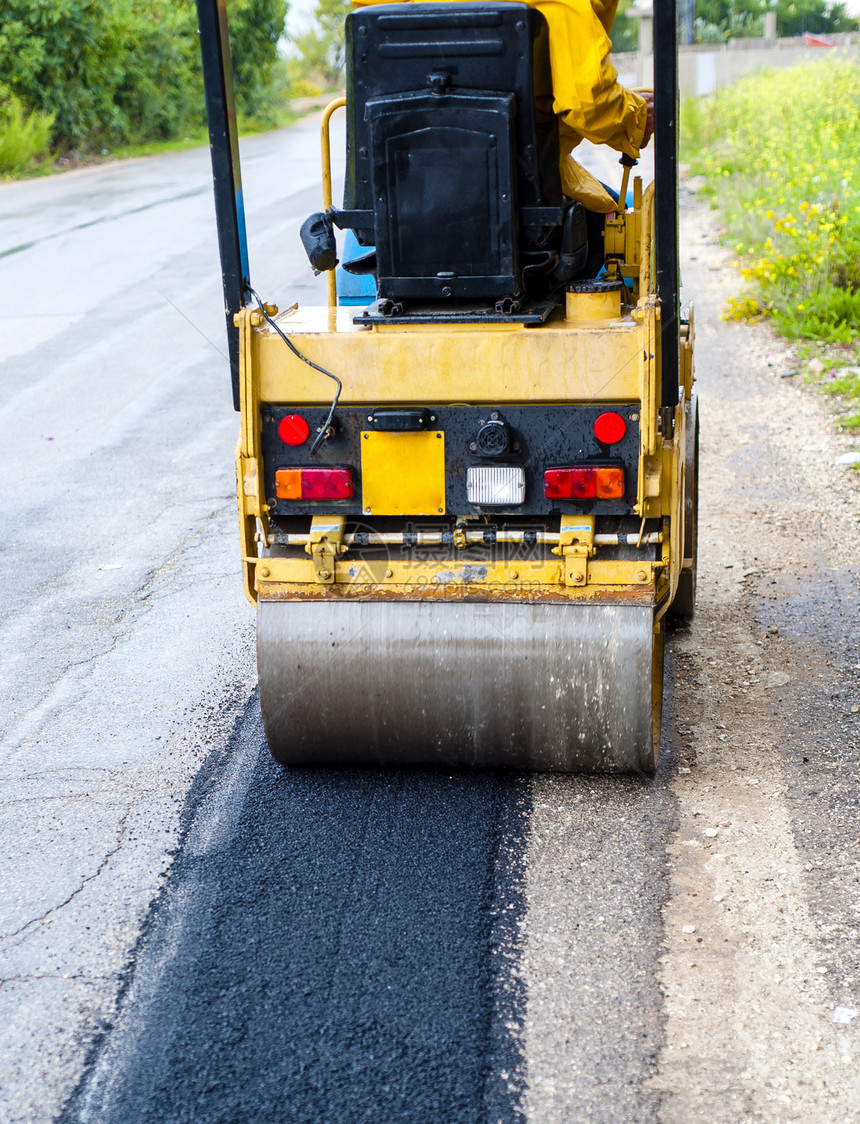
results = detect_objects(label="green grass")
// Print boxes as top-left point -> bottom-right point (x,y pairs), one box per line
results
4,106 -> 302,180
95,127 -> 212,163
682,57 -> 860,346
817,348 -> 860,431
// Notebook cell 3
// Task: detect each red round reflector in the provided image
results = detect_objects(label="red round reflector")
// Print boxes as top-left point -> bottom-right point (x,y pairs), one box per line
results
278,414 -> 310,446
593,411 -> 626,445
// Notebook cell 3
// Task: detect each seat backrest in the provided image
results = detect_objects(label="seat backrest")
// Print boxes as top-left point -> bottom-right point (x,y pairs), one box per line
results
341,2 -> 562,304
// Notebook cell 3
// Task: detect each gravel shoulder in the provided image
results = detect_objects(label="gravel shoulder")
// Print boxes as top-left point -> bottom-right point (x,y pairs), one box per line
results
651,189 -> 860,1120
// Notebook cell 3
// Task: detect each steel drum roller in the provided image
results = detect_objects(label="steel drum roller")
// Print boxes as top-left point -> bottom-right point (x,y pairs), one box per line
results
258,600 -> 660,772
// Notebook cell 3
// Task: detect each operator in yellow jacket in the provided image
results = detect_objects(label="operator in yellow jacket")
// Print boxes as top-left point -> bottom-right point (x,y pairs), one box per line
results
351,0 -> 654,213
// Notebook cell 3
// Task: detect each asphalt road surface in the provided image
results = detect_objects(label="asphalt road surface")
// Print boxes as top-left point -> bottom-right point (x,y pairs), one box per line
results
1,118 -> 858,1123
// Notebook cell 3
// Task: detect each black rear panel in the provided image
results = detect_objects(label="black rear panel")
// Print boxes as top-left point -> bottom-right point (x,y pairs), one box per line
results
260,404 -> 640,517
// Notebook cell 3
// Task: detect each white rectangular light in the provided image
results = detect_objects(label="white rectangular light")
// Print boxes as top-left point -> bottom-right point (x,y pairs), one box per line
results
466,465 -> 526,505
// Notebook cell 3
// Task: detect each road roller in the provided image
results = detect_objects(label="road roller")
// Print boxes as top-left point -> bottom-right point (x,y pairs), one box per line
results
196,0 -> 697,771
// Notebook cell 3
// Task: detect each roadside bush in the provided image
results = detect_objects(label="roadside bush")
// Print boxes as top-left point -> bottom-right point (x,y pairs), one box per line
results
0,0 -> 203,148
288,78 -> 324,99
0,0 -> 118,146
684,57 -> 860,343
0,86 -> 54,175
0,0 -> 287,158
228,0 -> 290,117
109,1 -> 202,144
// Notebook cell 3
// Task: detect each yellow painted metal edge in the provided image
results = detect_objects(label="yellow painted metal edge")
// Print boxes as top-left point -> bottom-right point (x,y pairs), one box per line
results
236,306 -> 267,606
250,556 -> 660,593
653,397 -> 686,620
251,318 -> 646,407
681,301 -> 696,400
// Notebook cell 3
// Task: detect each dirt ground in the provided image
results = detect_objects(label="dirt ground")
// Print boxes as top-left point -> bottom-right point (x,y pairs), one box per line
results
652,187 -> 860,1120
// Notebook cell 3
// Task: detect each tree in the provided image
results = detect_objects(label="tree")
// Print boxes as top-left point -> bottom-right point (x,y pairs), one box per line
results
694,0 -> 857,38
290,0 -> 351,86
775,0 -> 856,36
0,0 -> 126,144
227,0 -> 290,110
0,0 -> 289,150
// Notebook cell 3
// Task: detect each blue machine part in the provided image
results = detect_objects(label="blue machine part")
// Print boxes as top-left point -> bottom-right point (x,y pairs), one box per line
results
336,230 -> 377,306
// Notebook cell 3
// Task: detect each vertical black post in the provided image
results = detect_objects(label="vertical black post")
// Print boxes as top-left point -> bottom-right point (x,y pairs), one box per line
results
196,0 -> 251,411
653,0 -> 680,417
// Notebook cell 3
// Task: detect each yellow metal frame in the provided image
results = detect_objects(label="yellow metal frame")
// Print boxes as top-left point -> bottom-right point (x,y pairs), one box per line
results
320,96 -> 346,309
235,112 -> 690,619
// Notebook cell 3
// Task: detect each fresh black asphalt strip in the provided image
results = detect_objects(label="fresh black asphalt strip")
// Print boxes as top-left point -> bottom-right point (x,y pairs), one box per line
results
60,699 -> 532,1124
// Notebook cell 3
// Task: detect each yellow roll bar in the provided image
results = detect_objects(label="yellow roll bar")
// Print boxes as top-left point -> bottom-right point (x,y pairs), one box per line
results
320,96 -> 347,309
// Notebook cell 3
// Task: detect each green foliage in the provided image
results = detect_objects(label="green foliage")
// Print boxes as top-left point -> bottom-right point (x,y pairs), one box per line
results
0,0 -> 288,158
228,0 -> 290,116
109,1 -> 202,144
290,0 -> 351,87
0,0 -> 127,145
0,84 -> 54,175
610,0 -> 640,54
683,57 -> 860,344
289,77 -> 325,99
694,19 -> 729,42
693,0 -> 857,39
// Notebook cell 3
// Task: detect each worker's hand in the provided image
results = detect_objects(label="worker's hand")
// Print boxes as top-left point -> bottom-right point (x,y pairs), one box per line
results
639,91 -> 654,149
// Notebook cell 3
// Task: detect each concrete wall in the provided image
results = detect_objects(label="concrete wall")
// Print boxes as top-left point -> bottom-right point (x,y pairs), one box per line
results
613,32 -> 859,96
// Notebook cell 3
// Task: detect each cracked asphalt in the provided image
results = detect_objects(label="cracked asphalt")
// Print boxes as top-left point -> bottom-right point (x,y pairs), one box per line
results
0,121 -> 328,1121
1,120 -> 859,1123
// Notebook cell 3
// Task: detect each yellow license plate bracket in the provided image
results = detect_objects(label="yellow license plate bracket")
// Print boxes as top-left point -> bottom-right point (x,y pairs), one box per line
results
360,430 -> 446,515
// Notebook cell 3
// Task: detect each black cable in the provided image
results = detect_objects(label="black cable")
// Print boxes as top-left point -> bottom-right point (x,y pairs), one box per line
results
248,287 -> 342,457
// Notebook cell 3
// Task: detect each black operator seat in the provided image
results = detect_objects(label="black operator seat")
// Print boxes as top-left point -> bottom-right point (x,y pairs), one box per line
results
326,1 -> 586,314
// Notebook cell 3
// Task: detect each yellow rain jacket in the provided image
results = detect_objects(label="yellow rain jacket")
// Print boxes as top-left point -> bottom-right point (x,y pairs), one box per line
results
351,0 -> 647,212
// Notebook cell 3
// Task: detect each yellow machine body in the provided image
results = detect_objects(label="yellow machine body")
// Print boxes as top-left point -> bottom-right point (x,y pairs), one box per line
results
239,104 -> 696,773
237,200 -> 693,605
